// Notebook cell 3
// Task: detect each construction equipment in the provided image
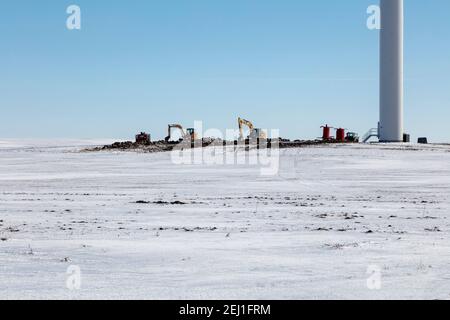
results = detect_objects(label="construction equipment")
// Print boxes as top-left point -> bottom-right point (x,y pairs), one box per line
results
403,133 -> 410,143
336,128 -> 346,142
165,124 -> 197,142
321,125 -> 333,141
418,137 -> 428,144
238,117 -> 267,141
345,132 -> 359,143
135,132 -> 151,145
335,128 -> 360,143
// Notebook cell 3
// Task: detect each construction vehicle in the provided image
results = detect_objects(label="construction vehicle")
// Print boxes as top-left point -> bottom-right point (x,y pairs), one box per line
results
238,117 -> 267,141
345,132 -> 359,143
135,132 -> 151,145
165,124 -> 197,142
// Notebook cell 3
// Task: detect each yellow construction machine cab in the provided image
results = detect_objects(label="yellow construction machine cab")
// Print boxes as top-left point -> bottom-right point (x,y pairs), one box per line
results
238,117 -> 267,141
186,128 -> 198,141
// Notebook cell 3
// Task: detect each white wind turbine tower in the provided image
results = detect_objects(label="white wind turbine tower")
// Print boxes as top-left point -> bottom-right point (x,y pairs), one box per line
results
379,0 -> 404,142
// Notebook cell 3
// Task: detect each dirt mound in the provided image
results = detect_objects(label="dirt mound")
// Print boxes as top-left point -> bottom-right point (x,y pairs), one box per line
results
83,138 -> 339,154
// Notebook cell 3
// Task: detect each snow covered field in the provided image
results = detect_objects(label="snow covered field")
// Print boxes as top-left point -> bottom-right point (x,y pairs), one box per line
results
1,139 -> 450,300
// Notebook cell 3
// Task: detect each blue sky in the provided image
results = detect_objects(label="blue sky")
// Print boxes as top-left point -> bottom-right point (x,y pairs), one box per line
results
1,0 -> 449,141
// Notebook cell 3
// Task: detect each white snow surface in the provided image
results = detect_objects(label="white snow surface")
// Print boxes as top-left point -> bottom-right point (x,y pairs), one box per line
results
1,140 -> 450,300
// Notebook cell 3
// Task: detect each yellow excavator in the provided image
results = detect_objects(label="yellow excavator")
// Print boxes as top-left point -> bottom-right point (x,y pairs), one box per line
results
165,124 -> 197,142
238,117 -> 267,141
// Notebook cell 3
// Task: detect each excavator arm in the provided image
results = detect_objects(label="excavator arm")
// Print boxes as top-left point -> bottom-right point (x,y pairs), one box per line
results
165,124 -> 197,142
165,124 -> 186,142
238,117 -> 266,140
238,117 -> 255,140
